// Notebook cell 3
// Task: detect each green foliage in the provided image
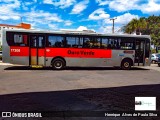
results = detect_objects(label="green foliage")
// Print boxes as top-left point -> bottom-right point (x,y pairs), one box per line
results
123,15 -> 160,47
0,46 -> 2,51
151,49 -> 156,53
124,17 -> 147,35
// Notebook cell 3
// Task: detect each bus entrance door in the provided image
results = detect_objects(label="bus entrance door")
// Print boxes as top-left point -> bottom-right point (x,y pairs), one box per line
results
135,39 -> 145,66
30,35 -> 45,67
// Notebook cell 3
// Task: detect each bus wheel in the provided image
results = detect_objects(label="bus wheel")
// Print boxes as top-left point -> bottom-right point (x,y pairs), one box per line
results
121,60 -> 131,70
158,63 -> 160,67
152,60 -> 156,64
52,58 -> 65,70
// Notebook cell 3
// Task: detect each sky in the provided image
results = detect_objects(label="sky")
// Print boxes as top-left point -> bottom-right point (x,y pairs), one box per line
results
0,0 -> 160,33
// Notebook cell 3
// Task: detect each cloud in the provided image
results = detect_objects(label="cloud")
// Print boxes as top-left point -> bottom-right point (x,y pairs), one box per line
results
43,0 -> 76,9
24,10 -> 63,23
0,0 -> 74,30
0,0 -> 20,10
96,0 -> 138,12
99,13 -> 139,34
0,0 -> 21,20
116,13 -> 139,24
140,0 -> 160,14
95,0 -> 160,14
43,0 -> 53,4
77,26 -> 88,31
99,25 -> 112,33
48,24 -> 58,30
64,20 -> 73,26
88,8 -> 110,20
95,0 -> 110,6
99,25 -> 122,34
23,9 -> 73,29
104,13 -> 139,25
70,0 -> 89,14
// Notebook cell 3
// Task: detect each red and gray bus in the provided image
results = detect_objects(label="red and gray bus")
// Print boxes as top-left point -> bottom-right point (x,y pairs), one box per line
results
2,29 -> 151,70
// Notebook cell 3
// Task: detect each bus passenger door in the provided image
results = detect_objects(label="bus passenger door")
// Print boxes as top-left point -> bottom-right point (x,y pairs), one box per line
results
29,35 -> 45,66
135,39 -> 145,65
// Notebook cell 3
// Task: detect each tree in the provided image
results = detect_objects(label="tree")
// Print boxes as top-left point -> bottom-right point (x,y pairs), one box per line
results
124,18 -> 147,35
123,15 -> 160,49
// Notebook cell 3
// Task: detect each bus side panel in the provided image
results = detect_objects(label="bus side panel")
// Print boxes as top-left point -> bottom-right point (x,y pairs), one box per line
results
64,50 -> 135,67
108,50 -> 135,67
45,48 -> 135,67
2,31 -> 11,63
2,31 -> 29,65
9,56 -> 29,65
10,46 -> 29,65
45,57 -> 109,67
45,48 -> 112,67
66,58 -> 109,67
45,48 -> 112,58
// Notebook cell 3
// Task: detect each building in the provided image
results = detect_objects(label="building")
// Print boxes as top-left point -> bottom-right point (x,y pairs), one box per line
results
0,23 -> 31,46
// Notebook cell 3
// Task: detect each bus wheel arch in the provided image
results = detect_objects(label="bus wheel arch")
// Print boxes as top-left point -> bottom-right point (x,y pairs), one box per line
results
121,58 -> 133,70
51,57 -> 66,70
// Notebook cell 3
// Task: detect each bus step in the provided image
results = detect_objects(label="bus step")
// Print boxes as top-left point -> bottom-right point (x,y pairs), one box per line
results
31,65 -> 43,68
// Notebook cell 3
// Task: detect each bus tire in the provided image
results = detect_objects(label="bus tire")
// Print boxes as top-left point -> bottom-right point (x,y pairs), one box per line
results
121,59 -> 132,70
152,60 -> 156,64
158,63 -> 160,67
51,58 -> 65,70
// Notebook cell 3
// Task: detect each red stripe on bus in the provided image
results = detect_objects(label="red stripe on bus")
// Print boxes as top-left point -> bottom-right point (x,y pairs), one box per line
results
45,48 -> 112,58
30,48 -> 37,56
10,47 -> 29,56
38,49 -> 45,56
10,47 -> 112,58
30,49 -> 45,56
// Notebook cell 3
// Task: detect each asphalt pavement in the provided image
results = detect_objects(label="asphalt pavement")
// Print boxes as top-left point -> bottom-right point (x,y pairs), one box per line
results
0,61 -> 160,120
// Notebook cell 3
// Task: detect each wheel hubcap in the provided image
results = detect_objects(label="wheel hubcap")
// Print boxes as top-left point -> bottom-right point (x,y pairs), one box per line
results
124,62 -> 129,67
55,61 -> 62,68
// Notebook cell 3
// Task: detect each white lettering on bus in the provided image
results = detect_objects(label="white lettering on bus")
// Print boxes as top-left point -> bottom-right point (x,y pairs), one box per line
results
11,49 -> 20,52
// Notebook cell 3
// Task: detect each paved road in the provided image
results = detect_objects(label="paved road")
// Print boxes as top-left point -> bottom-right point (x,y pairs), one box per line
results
0,63 -> 160,120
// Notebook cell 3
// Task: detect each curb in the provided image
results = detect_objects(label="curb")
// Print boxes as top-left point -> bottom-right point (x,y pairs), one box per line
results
0,61 -> 13,65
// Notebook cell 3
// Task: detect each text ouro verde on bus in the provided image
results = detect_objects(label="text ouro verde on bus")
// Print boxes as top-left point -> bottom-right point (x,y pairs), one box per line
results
68,50 -> 94,55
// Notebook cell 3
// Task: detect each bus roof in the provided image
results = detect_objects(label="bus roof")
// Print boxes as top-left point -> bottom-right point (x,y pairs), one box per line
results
3,29 -> 151,39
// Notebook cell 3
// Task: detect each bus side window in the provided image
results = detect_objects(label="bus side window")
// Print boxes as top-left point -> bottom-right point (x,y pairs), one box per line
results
91,38 -> 101,48
23,35 -> 28,45
120,38 -> 134,50
83,40 -> 90,48
66,37 -> 79,48
48,36 -> 63,48
101,38 -> 108,49
38,36 -> 45,47
116,38 -> 121,49
108,39 -> 113,49
14,34 -> 28,46
14,34 -> 23,44
83,37 -> 92,48
78,37 -> 83,48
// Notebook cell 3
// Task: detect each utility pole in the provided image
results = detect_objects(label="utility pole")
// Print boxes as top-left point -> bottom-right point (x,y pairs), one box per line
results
110,18 -> 117,33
